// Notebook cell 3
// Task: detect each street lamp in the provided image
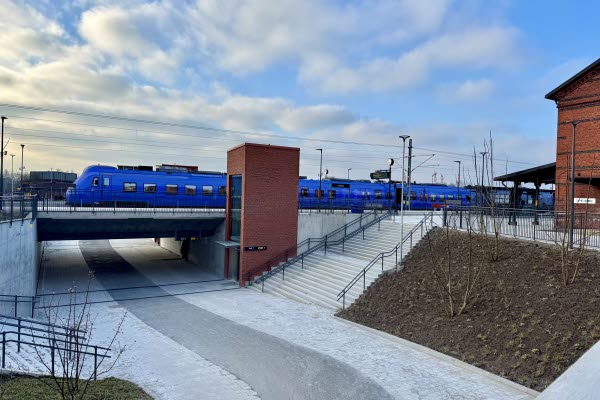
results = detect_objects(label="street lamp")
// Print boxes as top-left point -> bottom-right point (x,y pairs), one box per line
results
20,144 -> 25,193
316,148 -> 323,211
454,160 -> 461,202
0,116 -> 6,208
569,121 -> 579,249
398,135 -> 410,271
347,168 -> 352,180
387,158 -> 394,211
10,154 -> 15,195
480,151 -> 488,206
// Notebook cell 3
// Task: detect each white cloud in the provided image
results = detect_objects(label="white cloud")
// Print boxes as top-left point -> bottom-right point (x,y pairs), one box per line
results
437,78 -> 495,103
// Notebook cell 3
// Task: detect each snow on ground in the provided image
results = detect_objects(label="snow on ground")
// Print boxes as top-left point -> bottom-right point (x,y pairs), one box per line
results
170,289 -> 537,400
4,241 -> 260,400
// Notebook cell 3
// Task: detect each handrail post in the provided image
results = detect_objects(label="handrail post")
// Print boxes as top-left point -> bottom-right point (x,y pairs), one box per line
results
14,295 -> 17,317
1,332 -> 5,368
363,269 -> 366,290
301,254 -> 304,269
94,346 -> 98,381
51,342 -> 55,376
17,319 -> 21,352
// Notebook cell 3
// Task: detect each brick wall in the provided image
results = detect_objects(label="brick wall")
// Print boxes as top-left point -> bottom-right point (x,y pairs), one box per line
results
226,143 -> 300,285
554,76 -> 600,213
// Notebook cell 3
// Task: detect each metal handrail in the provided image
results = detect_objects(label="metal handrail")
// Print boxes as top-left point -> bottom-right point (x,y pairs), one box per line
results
0,314 -> 86,334
337,212 -> 433,309
245,210 -> 383,282
1,330 -> 111,380
252,210 -> 393,287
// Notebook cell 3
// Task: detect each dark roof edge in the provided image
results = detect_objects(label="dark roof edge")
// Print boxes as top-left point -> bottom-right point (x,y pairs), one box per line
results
545,57 -> 600,101
494,162 -> 556,181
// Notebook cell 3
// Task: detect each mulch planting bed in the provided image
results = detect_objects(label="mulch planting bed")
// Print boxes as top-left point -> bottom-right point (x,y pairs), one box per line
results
337,228 -> 600,391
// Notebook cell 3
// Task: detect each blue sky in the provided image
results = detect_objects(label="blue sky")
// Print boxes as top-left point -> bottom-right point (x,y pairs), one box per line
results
0,0 -> 597,184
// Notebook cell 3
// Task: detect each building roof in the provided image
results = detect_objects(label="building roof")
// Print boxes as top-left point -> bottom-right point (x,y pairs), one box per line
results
545,57 -> 600,101
494,162 -> 555,184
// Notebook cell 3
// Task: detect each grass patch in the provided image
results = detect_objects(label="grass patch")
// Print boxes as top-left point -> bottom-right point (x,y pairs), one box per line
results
0,374 -> 152,400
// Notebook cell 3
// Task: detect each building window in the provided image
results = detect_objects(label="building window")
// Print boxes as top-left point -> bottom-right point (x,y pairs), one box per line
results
144,183 -> 156,193
185,185 -> 197,195
218,186 -> 227,196
166,184 -> 178,194
375,190 -> 382,199
300,187 -> 309,197
202,185 -> 213,196
328,190 -> 336,199
92,177 -> 99,187
123,182 -> 137,192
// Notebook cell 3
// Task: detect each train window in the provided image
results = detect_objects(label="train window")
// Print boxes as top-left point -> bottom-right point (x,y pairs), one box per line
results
448,195 -> 454,200
166,184 -> 178,194
185,185 -> 197,196
466,195 -> 471,201
202,185 -> 213,196
410,192 -> 416,200
218,186 -> 227,196
123,182 -> 137,192
430,194 -> 436,201
143,183 -> 156,193
456,195 -> 462,200
374,190 -> 382,199
328,190 -> 336,199
419,194 -> 423,201
385,191 -> 392,199
439,194 -> 445,201
92,177 -> 99,187
301,187 -> 309,197
425,194 -> 429,201
315,189 -> 324,198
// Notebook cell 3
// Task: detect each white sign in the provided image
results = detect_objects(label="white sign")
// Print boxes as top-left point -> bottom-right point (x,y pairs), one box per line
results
574,198 -> 597,204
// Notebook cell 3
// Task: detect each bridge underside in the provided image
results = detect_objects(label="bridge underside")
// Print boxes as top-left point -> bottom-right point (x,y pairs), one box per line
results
37,213 -> 225,241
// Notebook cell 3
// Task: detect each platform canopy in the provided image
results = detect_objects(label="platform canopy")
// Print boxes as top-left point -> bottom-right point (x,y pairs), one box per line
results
494,162 -> 555,185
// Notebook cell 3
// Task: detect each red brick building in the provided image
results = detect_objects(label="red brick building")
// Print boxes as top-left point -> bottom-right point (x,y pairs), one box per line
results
546,57 -> 600,212
225,143 -> 300,285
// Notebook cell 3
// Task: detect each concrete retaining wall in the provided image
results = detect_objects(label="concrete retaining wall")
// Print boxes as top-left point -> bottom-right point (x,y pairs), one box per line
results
0,219 -> 41,316
158,221 -> 226,278
297,213 -> 362,244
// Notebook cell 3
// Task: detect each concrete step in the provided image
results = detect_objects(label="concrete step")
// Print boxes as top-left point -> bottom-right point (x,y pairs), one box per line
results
262,278 -> 339,309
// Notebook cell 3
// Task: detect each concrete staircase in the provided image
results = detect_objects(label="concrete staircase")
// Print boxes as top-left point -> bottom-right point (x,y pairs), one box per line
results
250,216 -> 428,310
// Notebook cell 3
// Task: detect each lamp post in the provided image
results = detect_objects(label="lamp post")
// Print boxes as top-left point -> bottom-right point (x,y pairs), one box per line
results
316,148 -> 323,211
347,168 -> 352,180
10,154 -> 14,195
0,116 -> 5,209
387,158 -> 394,211
480,151 -> 488,206
398,135 -> 410,271
569,121 -> 579,249
454,160 -> 461,201
20,144 -> 24,193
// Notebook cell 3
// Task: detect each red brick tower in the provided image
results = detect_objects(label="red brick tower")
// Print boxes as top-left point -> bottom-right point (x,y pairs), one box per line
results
225,143 -> 300,285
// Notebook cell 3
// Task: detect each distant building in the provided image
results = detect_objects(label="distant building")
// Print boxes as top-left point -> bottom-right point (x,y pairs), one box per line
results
27,171 -> 77,200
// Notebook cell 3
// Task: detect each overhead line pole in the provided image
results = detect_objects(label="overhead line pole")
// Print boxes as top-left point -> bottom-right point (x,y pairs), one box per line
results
407,139 -> 412,211
0,116 -> 5,209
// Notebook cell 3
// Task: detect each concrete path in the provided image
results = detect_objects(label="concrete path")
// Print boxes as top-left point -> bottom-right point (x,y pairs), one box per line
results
79,240 -> 393,400
37,238 -> 537,400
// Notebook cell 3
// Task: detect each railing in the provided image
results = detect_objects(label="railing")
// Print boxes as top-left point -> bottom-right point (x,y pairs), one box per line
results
442,206 -> 600,248
337,212 -> 433,309
251,210 -> 393,288
0,295 -> 36,318
297,198 -> 395,214
0,195 -> 38,223
0,314 -> 111,380
245,210 -> 383,282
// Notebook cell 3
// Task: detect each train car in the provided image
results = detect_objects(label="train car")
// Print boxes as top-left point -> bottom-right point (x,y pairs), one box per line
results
66,164 -> 551,211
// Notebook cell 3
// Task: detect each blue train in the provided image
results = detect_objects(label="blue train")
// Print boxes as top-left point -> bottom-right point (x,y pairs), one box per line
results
65,164 -> 554,210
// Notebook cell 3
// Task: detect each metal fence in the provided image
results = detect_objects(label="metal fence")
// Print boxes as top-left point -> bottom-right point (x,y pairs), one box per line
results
0,195 -> 38,224
0,314 -> 110,380
442,206 -> 600,248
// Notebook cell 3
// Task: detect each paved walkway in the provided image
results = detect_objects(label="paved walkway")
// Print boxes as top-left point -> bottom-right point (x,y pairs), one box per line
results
36,238 -> 537,400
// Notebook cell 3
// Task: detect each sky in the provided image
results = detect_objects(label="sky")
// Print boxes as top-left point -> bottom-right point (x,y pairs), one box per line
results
0,0 -> 598,185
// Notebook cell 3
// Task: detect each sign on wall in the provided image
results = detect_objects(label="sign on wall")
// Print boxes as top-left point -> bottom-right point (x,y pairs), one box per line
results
244,246 -> 268,251
574,198 -> 597,204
